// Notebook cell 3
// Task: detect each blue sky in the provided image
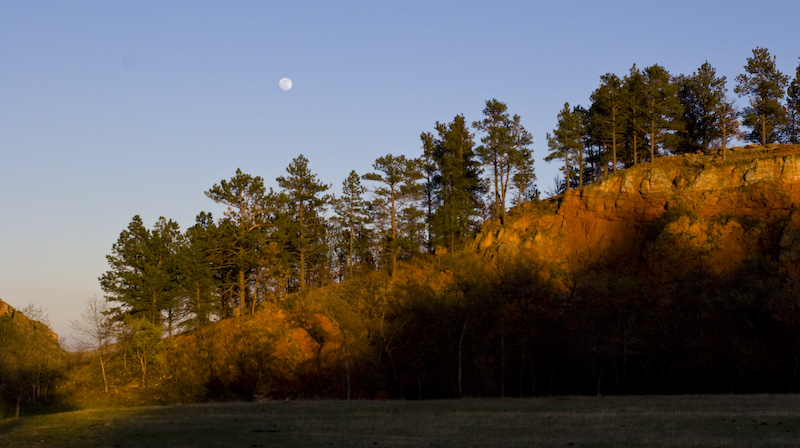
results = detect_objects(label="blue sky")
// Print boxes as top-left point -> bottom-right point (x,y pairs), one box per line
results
2,0 -> 798,342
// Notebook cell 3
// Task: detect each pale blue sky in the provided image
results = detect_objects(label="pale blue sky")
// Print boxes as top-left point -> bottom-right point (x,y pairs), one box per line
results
2,0 -> 798,342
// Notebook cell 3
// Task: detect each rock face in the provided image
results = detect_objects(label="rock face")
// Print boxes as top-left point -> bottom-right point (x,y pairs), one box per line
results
0,298 -> 59,341
476,145 -> 800,285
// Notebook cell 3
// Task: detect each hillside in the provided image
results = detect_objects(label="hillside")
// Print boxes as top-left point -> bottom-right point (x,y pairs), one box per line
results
477,144 -> 800,287
0,298 -> 65,418
0,298 -> 59,342
58,145 -> 800,402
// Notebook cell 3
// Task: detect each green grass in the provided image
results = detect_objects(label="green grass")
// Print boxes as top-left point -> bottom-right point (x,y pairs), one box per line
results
2,395 -> 800,447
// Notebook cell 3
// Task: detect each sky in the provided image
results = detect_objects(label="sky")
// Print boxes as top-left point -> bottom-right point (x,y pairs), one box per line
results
1,0 -> 799,344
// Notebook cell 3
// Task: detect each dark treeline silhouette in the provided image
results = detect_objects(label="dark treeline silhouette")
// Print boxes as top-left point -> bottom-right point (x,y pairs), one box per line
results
375,255 -> 800,398
142,247 -> 800,401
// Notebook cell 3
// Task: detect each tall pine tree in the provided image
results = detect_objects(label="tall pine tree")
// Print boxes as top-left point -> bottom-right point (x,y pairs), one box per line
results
205,169 -> 269,315
546,103 -> 583,191
735,47 -> 789,145
677,62 -> 730,153
428,115 -> 482,251
473,99 -> 533,224
332,170 -> 371,279
276,154 -> 331,292
786,59 -> 800,144
623,65 -> 647,165
590,74 -> 625,173
641,64 -> 683,159
363,154 -> 421,275
100,215 -> 184,332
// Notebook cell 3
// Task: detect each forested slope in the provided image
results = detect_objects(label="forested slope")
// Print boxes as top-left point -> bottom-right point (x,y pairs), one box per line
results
63,145 -> 800,402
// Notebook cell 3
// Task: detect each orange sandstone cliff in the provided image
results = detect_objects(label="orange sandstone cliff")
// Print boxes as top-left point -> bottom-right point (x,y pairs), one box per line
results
476,145 -> 800,286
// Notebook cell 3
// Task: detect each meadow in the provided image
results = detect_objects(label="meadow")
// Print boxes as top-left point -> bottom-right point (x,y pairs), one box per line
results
2,395 -> 799,447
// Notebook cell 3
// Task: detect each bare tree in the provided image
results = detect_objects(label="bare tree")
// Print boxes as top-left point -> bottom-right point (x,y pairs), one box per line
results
71,296 -> 115,393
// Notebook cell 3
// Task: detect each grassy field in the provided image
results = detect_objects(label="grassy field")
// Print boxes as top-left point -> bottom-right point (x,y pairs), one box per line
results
2,395 -> 799,447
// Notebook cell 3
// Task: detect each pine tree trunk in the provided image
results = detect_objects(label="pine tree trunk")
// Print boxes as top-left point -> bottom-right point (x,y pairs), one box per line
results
493,159 -> 501,222
499,312 -> 505,398
252,268 -> 260,315
650,121 -> 657,159
499,163 -> 510,223
348,222 -> 354,277
458,315 -> 468,397
343,348 -> 351,400
390,185 -> 397,276
299,201 -> 307,290
633,123 -> 639,165
722,115 -> 728,161
300,248 -> 306,290
238,269 -> 246,315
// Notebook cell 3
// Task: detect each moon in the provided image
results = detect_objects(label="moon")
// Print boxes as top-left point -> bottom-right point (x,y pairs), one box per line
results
279,77 -> 293,91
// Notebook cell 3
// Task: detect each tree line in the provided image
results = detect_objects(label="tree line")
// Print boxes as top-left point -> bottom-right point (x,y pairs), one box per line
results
546,47 -> 800,192
98,99 -> 539,337
99,47 -> 800,337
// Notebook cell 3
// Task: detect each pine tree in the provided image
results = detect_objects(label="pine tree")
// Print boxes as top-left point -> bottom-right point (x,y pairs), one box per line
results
735,47 -> 789,145
180,212 -> 220,328
99,215 -> 184,332
205,169 -> 269,315
574,105 -> 591,186
276,154 -> 330,291
473,99 -> 533,224
590,74 -> 625,173
676,62 -> 730,153
786,59 -> 800,144
363,154 -> 422,275
719,97 -> 741,161
428,115 -> 483,251
332,170 -> 371,278
641,64 -> 683,159
546,103 -> 583,191
623,65 -> 647,165
512,146 -> 537,203
419,131 -> 438,252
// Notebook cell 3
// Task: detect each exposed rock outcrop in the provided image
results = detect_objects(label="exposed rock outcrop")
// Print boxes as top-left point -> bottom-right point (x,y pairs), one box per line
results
476,145 -> 800,285
0,298 -> 59,341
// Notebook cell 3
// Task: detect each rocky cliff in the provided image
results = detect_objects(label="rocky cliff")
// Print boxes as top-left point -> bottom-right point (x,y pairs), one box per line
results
476,145 -> 800,287
0,298 -> 59,341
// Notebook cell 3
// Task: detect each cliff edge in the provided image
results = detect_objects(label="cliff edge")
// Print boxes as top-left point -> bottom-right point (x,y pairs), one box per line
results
476,144 -> 800,286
